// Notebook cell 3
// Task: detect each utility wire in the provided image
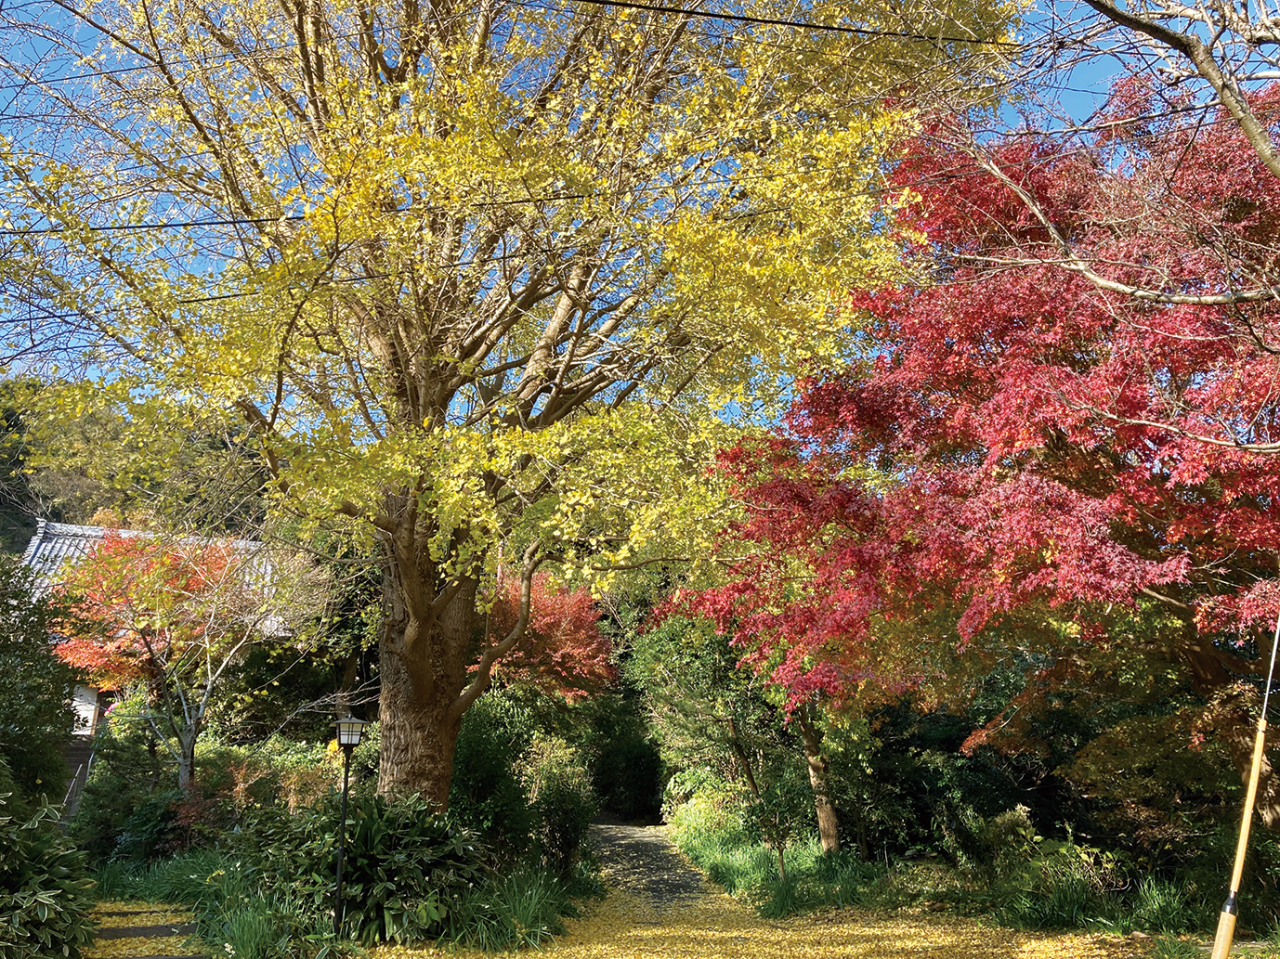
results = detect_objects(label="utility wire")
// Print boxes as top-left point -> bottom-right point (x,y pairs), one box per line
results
559,0 -> 1020,46
0,0 -> 1021,100
0,101 -> 1237,239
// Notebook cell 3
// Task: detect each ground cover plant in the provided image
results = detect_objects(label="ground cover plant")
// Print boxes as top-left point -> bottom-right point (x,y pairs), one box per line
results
659,751 -> 1238,937
0,773 -> 97,959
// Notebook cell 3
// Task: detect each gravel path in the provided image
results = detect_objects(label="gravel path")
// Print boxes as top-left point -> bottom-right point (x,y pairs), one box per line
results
587,816 -> 709,906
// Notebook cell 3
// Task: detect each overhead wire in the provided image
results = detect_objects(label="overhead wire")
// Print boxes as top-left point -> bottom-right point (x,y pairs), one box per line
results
548,0 -> 1019,46
0,0 -> 1246,323
0,0 -> 1028,100
0,97 -> 1237,240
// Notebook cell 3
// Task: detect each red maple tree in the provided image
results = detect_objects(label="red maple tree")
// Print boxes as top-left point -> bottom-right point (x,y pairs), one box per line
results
55,532 -> 268,789
484,572 -> 613,701
678,83 -> 1280,823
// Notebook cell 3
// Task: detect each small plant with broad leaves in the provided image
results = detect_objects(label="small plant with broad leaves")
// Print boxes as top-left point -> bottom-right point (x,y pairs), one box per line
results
0,787 -> 96,959
239,791 -> 487,944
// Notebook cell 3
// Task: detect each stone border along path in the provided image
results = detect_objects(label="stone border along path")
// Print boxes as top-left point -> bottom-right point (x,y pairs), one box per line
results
89,908 -> 205,959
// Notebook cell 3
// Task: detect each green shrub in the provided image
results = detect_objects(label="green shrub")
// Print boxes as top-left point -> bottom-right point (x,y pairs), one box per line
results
0,560 -> 79,804
449,692 -> 536,861
0,787 -> 96,959
240,791 -> 487,944
1131,878 -> 1203,935
89,850 -> 355,959
523,737 -> 597,877
972,805 -> 1042,877
113,789 -> 183,862
444,868 -> 572,951
988,839 -> 1124,930
65,709 -> 199,864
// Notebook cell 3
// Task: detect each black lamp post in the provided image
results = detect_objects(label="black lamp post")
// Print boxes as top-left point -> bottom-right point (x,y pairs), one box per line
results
333,715 -> 367,939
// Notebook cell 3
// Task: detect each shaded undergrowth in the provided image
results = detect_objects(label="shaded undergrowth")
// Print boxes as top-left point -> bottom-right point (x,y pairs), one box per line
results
667,799 -> 1228,937
92,849 -> 598,958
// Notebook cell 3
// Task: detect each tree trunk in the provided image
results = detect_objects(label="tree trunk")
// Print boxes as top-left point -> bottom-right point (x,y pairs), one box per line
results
727,717 -> 761,797
177,727 -> 197,793
375,532 -> 480,809
797,704 -> 840,854
378,646 -> 464,809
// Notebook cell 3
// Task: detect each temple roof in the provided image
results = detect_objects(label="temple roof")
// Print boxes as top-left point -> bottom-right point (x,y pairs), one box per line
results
20,520 -> 263,594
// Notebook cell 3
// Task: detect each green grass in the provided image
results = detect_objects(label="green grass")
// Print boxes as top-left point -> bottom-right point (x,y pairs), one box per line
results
92,851 -> 348,959
444,868 -> 576,951
666,798 -> 1212,936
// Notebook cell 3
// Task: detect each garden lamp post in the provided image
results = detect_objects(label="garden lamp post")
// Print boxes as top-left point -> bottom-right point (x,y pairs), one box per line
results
334,715 -> 367,939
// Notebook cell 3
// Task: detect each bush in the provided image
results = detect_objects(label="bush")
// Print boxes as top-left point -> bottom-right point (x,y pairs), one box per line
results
0,784 -> 96,959
240,791 -> 487,944
67,712 -> 170,863
987,836 -> 1126,930
448,691 -> 536,861
523,737 -> 597,877
90,849 -> 354,959
0,560 -> 79,803
444,868 -> 574,951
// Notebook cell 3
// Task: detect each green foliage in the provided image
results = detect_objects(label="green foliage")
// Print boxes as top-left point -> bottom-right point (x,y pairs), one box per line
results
626,616 -> 780,790
572,689 -> 663,822
211,646 -> 342,744
742,776 -> 813,877
448,688 -> 598,875
0,558 -> 80,801
522,737 -> 598,877
448,690 -> 536,860
666,772 -> 1214,935
443,868 -> 576,951
240,791 -> 486,944
1150,936 -> 1203,959
90,849 -> 356,959
67,709 -> 200,863
0,781 -> 96,959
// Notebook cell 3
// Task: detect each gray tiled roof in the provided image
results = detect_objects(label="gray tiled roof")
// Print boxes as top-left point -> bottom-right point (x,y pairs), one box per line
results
20,520 -> 263,594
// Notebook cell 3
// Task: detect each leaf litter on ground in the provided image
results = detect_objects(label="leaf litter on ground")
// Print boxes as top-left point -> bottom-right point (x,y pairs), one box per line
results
371,884 -> 1148,959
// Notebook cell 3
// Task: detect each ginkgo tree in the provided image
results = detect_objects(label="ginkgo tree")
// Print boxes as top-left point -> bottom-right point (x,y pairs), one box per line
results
0,0 -> 1015,803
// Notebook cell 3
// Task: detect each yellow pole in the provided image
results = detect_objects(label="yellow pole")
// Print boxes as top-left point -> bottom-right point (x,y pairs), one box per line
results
1208,607 -> 1280,959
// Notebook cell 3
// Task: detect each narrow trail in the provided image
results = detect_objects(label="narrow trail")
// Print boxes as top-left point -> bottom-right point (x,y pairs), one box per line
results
588,816 -> 709,905
374,820 -> 1149,958
566,820 -> 1145,958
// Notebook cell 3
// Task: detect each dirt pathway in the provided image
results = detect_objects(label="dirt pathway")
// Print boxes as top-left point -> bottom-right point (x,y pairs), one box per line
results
375,821 -> 1150,958
587,817 -> 709,905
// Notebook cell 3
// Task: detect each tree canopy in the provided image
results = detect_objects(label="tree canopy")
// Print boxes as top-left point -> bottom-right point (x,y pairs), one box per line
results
0,0 -> 1017,801
677,90 -> 1280,821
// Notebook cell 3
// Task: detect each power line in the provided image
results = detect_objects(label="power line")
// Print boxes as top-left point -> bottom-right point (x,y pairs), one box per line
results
0,213 -> 306,235
560,0 -> 1020,47
0,101 -> 1239,240
0,0 -> 1021,101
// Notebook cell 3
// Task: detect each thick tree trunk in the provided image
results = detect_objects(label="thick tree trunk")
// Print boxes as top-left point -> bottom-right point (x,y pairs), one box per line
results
797,704 -> 840,854
375,526 -> 481,808
378,645 -> 464,809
